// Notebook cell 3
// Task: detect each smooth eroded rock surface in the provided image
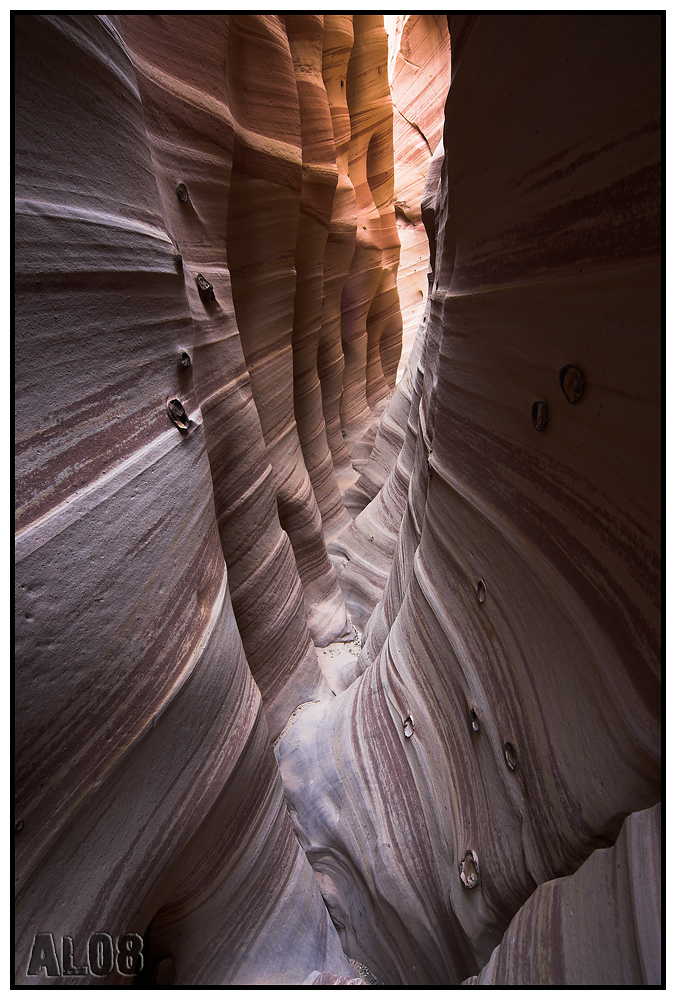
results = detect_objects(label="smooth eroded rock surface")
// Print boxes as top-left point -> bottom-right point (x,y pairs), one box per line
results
278,11 -> 660,987
462,804 -> 661,986
15,11 -> 660,989
14,12 -> 378,985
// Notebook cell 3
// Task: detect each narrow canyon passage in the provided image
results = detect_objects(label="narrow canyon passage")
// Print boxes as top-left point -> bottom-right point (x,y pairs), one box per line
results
14,14 -> 661,987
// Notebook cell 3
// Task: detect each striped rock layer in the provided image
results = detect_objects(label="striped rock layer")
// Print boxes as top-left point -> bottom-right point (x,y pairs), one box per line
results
14,12 -> 400,986
15,12 -> 660,989
278,11 -> 661,987
462,804 -> 661,986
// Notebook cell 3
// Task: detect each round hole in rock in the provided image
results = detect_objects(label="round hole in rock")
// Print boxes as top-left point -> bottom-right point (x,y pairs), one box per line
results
166,398 -> 190,431
195,273 -> 215,303
460,849 -> 480,889
504,741 -> 518,770
559,364 -> 585,404
531,400 -> 550,431
403,715 -> 414,738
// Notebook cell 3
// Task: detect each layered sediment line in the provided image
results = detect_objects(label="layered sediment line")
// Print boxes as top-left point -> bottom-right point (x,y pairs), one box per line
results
462,804 -> 661,986
278,11 -> 661,987
14,13 -> 373,985
15,12 -> 660,988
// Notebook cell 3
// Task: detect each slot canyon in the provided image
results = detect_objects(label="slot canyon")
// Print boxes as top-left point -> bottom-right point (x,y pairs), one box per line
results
14,13 -> 661,987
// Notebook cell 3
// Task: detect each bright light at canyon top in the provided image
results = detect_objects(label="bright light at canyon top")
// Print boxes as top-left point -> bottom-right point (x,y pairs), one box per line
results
383,14 -> 451,381
383,14 -> 400,83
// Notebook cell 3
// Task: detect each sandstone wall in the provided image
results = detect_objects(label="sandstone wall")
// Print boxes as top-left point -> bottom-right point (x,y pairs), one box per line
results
462,804 -> 661,986
279,11 -> 661,986
14,12 -> 400,985
15,12 -> 660,988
